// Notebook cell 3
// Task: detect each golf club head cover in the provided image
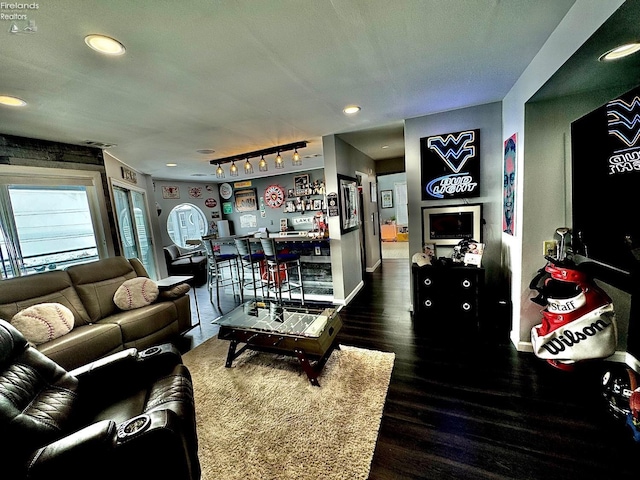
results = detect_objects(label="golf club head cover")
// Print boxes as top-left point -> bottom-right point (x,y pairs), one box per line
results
531,262 -> 618,366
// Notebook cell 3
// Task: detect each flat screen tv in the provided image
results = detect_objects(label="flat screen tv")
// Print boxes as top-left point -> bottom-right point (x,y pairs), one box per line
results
571,84 -> 640,274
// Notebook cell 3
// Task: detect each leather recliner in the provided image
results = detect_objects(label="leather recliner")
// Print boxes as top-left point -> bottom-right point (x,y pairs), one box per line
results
0,319 -> 200,480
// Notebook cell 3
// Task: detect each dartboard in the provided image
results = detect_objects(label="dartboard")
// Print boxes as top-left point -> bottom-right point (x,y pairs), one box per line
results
264,184 -> 285,208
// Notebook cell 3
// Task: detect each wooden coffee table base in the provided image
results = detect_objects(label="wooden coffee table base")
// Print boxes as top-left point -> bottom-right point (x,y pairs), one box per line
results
218,310 -> 343,387
222,336 -> 339,386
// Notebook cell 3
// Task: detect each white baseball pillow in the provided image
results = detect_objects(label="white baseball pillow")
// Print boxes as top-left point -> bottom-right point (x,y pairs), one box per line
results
11,303 -> 75,345
113,277 -> 159,310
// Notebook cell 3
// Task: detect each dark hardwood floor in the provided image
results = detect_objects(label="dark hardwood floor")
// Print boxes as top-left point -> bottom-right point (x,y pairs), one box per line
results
180,259 -> 639,480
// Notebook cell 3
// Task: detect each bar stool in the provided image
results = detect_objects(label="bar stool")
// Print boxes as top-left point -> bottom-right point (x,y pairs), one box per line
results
234,236 -> 266,300
260,237 -> 305,305
202,238 -> 242,309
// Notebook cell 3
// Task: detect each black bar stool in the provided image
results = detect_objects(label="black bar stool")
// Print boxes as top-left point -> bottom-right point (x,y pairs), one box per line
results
234,236 -> 266,300
202,238 -> 242,309
260,237 -> 305,305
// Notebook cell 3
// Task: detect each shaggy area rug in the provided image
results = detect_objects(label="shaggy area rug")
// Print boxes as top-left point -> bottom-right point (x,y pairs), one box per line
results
182,337 -> 395,480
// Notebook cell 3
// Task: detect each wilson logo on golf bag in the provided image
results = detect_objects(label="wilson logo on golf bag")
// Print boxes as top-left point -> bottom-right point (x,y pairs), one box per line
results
530,262 -> 618,369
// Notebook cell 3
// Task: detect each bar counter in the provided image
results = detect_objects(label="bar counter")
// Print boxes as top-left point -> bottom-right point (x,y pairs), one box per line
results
202,234 -> 333,301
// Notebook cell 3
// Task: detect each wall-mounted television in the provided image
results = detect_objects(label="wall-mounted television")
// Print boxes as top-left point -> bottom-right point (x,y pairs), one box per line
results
422,204 -> 482,246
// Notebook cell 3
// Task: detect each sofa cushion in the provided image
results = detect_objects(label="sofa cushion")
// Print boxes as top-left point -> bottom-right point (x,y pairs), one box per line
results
11,303 -> 74,345
0,270 -> 91,327
37,323 -> 123,371
101,302 -> 179,343
113,278 -> 159,310
66,257 -> 138,323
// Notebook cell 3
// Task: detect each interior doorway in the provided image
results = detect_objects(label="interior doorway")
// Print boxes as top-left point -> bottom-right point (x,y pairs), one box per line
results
378,172 -> 409,259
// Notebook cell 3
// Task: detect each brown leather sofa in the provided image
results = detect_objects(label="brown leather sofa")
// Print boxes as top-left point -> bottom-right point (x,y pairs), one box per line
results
0,319 -> 200,480
0,256 -> 192,370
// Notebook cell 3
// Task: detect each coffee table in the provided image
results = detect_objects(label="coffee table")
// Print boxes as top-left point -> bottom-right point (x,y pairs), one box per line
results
214,301 -> 343,386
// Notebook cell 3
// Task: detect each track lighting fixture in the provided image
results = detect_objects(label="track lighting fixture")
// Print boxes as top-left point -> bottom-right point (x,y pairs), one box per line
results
209,141 -> 307,175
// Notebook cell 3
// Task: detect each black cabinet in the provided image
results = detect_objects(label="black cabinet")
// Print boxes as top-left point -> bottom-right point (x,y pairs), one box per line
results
412,264 -> 484,331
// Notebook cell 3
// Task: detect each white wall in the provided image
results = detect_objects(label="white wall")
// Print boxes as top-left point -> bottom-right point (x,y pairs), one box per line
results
501,0 -> 625,350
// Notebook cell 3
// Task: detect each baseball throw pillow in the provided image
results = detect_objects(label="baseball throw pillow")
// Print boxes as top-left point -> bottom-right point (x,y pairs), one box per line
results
113,277 -> 159,311
11,303 -> 75,345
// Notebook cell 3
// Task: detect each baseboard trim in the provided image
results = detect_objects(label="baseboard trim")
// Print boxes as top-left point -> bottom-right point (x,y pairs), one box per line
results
366,259 -> 381,273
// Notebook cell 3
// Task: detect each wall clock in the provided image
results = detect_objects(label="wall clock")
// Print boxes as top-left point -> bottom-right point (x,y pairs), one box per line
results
264,184 -> 285,208
219,182 -> 233,200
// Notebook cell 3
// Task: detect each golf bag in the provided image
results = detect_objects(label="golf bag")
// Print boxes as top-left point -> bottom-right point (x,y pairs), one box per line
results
529,260 -> 618,370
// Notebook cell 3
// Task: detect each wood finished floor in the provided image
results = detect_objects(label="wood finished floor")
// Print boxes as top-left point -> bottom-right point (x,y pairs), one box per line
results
179,259 -> 639,480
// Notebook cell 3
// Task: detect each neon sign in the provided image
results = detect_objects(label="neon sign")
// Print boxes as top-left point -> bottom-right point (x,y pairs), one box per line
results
420,129 -> 480,200
607,96 -> 640,176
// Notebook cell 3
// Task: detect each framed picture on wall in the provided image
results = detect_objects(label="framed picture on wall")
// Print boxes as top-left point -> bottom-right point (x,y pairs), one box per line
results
294,174 -> 309,196
422,203 -> 482,246
234,188 -> 258,212
338,174 -> 359,234
162,186 -> 180,199
381,190 -> 393,208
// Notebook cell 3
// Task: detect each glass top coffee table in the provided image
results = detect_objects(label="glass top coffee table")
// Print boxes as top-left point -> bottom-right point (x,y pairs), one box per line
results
213,300 -> 343,386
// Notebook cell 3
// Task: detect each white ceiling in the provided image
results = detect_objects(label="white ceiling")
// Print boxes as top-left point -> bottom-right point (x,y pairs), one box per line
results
0,0 -> 579,181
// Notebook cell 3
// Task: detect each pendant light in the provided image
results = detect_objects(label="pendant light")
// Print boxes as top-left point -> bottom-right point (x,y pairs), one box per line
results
258,155 -> 268,172
275,151 -> 284,169
244,158 -> 254,174
216,163 -> 225,178
292,148 -> 302,166
230,161 -> 239,176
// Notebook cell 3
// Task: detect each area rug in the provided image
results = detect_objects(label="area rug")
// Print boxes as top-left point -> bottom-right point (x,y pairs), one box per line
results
182,337 -> 395,480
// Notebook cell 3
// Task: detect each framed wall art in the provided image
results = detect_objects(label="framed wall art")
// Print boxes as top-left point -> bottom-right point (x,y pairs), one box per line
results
422,203 -> 482,246
380,190 -> 393,208
338,174 -> 359,234
234,188 -> 258,212
294,174 -> 309,196
162,186 -> 180,199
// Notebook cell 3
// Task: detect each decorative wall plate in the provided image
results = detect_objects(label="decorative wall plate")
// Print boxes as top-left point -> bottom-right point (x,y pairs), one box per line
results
219,182 -> 233,200
264,184 -> 285,208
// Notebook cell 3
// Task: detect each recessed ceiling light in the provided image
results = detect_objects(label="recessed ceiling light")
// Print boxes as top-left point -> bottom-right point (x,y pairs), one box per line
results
343,105 -> 361,115
599,42 -> 640,61
84,34 -> 126,56
0,95 -> 27,107
166,163 -> 177,167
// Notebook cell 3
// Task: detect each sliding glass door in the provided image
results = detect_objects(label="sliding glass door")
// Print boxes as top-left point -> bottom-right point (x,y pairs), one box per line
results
0,167 -> 108,278
112,184 -> 157,279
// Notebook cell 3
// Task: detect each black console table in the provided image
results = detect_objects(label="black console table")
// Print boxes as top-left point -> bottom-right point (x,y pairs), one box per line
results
412,263 -> 484,332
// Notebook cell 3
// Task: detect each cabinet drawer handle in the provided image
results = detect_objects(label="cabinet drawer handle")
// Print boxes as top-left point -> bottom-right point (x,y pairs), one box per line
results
462,279 -> 472,288
423,278 -> 432,286
462,302 -> 472,311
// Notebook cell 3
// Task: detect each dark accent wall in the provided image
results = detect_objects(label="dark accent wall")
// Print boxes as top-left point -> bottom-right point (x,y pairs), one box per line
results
0,134 -> 120,255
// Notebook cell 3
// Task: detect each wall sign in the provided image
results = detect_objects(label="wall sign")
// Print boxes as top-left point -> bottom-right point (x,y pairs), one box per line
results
162,186 -> 180,199
219,183 -> 232,200
234,188 -> 257,212
327,193 -> 339,217
264,184 -> 285,208
420,129 -> 480,200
